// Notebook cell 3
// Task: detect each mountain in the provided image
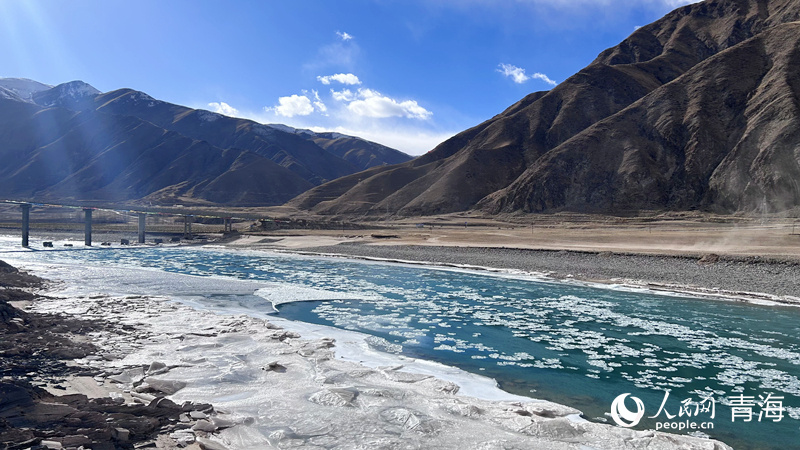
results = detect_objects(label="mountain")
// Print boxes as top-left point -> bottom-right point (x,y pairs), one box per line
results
35,87 -> 412,185
0,78 -> 51,101
0,79 -> 410,206
268,125 -> 412,171
31,80 -> 100,108
0,93 -> 313,206
291,0 -> 800,216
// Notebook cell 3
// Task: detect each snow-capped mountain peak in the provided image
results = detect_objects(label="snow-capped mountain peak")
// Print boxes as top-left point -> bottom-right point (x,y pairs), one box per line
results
31,80 -> 101,108
0,77 -> 53,102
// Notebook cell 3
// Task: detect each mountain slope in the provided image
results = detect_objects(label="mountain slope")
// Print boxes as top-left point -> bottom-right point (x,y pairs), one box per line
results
0,95 -> 312,206
268,125 -> 413,171
480,20 -> 800,213
44,88 -> 411,185
291,0 -> 800,216
307,131 -> 411,171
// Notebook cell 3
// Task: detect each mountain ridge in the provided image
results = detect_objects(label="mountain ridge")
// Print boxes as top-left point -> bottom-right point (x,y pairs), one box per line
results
52,87 -> 411,182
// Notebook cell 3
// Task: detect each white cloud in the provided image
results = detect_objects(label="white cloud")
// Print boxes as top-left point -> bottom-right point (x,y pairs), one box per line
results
336,31 -> 353,41
331,88 -> 356,102
317,73 -> 362,85
531,72 -> 557,86
344,88 -> 432,120
497,63 -> 557,86
207,101 -> 240,117
267,91 -> 329,117
311,89 -> 327,114
497,63 -> 530,84
270,94 -> 315,117
197,97 -> 448,156
196,105 -> 450,156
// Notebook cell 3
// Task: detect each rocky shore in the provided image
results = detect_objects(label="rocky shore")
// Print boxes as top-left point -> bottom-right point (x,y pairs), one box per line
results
298,243 -> 800,303
0,261 -> 224,450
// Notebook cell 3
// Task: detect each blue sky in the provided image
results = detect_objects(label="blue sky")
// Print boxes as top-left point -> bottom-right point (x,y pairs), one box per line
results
0,0 -> 696,154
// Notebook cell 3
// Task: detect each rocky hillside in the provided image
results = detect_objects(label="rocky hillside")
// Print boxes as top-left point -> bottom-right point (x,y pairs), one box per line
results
291,0 -> 800,216
0,79 -> 410,206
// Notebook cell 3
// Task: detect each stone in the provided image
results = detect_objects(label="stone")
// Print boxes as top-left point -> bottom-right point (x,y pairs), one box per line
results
192,420 -> 217,432
211,417 -> 235,430
109,392 -> 125,404
261,361 -> 286,372
130,391 -> 156,403
60,435 -> 91,447
699,253 -> 721,265
170,430 -> 196,446
147,361 -> 168,375
110,366 -> 145,385
150,397 -> 181,410
141,378 -> 186,395
196,437 -> 229,450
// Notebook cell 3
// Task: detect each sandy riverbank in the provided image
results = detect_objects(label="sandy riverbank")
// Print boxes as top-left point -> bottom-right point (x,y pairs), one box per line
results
0,256 -> 734,450
231,214 -> 800,259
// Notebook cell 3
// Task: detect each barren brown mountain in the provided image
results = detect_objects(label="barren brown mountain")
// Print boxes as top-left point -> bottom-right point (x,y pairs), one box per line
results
291,0 -> 800,216
0,95 -> 314,206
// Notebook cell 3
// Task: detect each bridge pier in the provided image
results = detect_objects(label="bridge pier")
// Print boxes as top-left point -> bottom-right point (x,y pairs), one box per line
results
224,217 -> 232,233
183,215 -> 192,240
138,213 -> 146,243
83,208 -> 93,246
20,204 -> 31,248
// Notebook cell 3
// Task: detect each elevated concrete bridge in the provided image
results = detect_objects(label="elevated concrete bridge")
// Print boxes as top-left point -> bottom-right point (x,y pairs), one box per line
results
3,200 -> 252,248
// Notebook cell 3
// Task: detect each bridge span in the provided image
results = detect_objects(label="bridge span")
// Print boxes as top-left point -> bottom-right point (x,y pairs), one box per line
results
2,200 -> 254,248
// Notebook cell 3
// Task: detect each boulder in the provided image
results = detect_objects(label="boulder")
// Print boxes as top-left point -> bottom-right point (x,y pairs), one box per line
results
139,378 -> 186,395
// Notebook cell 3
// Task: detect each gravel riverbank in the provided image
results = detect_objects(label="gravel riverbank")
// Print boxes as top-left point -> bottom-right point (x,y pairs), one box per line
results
298,243 -> 800,303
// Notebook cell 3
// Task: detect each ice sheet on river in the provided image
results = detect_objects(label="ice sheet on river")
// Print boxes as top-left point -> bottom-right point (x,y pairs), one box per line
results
254,282 -> 384,307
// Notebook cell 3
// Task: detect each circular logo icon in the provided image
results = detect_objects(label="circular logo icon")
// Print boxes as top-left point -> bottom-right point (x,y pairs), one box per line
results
610,393 -> 645,427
